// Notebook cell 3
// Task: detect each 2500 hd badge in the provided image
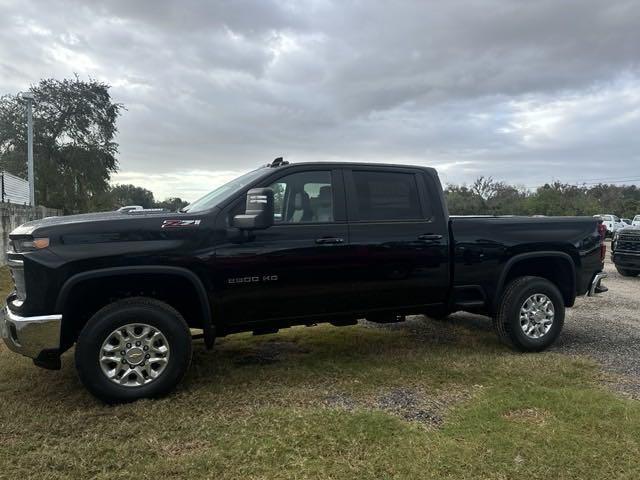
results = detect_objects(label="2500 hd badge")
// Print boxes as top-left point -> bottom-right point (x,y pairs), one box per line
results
227,275 -> 279,284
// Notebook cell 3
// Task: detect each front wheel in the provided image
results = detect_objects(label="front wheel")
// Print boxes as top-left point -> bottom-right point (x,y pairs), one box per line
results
493,276 -> 565,352
75,297 -> 192,403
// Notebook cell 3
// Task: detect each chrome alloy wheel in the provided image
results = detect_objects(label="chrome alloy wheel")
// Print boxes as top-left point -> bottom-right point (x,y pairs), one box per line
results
99,323 -> 170,387
519,294 -> 555,339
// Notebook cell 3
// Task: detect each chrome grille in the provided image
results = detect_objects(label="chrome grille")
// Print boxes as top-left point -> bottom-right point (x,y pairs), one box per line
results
617,233 -> 640,254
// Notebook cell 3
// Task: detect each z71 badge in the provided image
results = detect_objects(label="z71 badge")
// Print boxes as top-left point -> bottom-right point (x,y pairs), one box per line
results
161,219 -> 201,228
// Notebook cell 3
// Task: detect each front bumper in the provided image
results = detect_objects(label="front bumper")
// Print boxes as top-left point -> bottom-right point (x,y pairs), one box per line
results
0,306 -> 62,359
612,252 -> 640,271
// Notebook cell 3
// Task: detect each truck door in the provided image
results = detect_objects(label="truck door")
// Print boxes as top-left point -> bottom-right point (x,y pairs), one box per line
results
214,167 -> 352,323
343,167 -> 450,311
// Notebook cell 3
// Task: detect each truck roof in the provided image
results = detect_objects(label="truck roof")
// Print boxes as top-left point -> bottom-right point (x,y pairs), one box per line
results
265,159 -> 438,174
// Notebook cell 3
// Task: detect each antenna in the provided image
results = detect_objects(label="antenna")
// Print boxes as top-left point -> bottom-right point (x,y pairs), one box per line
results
270,157 -> 288,167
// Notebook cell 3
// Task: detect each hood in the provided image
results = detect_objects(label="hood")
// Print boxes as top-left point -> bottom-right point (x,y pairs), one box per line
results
10,209 -> 183,237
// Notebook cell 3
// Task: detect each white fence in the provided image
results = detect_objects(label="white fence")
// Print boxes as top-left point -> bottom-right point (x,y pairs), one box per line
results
1,171 -> 29,205
0,204 -> 63,265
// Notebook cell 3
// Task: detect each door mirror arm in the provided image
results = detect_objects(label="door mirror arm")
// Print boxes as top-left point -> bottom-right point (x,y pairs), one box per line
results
225,227 -> 255,244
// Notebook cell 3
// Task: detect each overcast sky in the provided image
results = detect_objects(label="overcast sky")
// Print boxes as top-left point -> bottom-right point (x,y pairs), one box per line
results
1,0 -> 639,201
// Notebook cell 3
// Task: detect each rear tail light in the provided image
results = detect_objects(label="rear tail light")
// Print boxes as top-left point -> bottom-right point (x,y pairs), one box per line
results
597,222 -> 607,262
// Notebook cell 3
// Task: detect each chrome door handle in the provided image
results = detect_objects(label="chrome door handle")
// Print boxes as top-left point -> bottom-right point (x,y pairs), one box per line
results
418,234 -> 443,241
315,237 -> 344,245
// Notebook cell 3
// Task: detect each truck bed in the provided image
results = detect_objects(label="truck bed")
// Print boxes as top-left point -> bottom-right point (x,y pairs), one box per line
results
449,215 -> 603,311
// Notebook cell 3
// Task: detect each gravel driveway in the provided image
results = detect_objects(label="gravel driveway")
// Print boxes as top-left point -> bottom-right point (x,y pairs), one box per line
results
551,244 -> 640,397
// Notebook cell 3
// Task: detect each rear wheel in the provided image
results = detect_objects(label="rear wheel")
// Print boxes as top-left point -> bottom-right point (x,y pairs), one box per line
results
615,266 -> 639,277
493,276 -> 565,352
75,297 -> 192,403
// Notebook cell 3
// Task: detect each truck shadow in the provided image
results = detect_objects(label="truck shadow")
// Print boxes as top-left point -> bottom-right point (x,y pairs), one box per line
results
185,313 -> 505,383
0,313 -> 507,407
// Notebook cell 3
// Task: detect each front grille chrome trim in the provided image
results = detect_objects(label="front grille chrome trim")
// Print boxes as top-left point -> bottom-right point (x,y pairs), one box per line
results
614,251 -> 640,256
6,254 -> 26,302
7,258 -> 24,268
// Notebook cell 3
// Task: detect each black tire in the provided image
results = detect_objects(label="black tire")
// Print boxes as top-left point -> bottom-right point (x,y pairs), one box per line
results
75,297 -> 192,403
493,276 -> 565,352
615,266 -> 639,277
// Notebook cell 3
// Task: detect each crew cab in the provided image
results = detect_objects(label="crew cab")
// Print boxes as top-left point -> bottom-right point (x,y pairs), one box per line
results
1,159 -> 608,402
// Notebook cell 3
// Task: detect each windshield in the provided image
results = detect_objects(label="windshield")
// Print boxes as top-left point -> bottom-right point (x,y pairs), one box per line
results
635,216 -> 640,222
182,168 -> 268,213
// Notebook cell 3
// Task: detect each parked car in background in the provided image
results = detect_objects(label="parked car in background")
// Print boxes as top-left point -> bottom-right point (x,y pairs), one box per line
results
2,159 -> 608,402
633,215 -> 640,227
117,205 -> 143,213
612,226 -> 640,277
622,218 -> 632,226
595,214 -> 625,237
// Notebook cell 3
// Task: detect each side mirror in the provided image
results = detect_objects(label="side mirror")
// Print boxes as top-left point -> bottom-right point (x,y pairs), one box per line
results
233,188 -> 274,230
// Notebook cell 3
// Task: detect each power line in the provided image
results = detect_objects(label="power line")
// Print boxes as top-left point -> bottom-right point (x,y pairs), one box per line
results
567,174 -> 640,183
578,178 -> 640,186
523,177 -> 640,190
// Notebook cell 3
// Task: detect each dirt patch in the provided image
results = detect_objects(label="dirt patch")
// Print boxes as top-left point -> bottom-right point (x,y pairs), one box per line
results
233,340 -> 310,366
503,407 -> 551,426
152,439 -> 211,457
0,432 -> 19,446
324,386 -> 476,428
375,387 -> 446,426
601,373 -> 640,400
323,392 -> 359,411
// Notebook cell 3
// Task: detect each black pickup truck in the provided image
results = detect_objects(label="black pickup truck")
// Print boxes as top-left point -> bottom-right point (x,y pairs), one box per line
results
1,159 -> 608,402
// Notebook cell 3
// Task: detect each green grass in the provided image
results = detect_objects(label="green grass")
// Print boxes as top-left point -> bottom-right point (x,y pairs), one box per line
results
1,267 -> 639,479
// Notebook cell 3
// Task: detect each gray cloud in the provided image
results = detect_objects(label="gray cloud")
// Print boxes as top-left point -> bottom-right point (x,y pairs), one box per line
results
1,0 -> 639,200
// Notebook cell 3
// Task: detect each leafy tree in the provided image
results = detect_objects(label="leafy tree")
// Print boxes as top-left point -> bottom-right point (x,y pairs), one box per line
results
0,76 -> 123,212
444,185 -> 485,215
155,197 -> 189,212
446,178 -> 640,218
486,183 -> 528,215
0,96 -> 28,176
446,178 -> 528,215
110,184 -> 155,209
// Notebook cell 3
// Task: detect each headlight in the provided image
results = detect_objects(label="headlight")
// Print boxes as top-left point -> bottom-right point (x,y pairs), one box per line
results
12,237 -> 49,252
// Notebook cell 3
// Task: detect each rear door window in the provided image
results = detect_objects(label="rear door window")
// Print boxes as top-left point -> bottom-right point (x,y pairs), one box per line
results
350,171 -> 422,221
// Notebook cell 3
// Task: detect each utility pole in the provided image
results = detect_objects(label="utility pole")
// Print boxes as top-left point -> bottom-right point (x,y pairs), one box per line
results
20,92 -> 35,206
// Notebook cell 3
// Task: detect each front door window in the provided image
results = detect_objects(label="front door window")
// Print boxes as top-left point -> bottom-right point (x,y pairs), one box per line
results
268,171 -> 334,223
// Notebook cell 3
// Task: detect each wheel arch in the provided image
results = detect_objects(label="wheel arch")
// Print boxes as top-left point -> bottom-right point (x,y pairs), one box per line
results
56,266 -> 214,350
495,252 -> 577,310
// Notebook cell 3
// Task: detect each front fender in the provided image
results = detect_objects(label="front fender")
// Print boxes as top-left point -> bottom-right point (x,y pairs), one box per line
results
56,266 -> 215,348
